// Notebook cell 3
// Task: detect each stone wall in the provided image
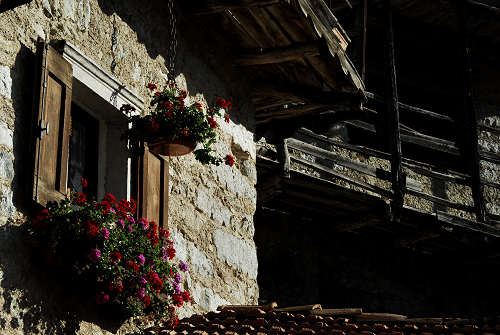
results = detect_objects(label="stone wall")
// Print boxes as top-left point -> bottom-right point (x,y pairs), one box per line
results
0,1 -> 258,334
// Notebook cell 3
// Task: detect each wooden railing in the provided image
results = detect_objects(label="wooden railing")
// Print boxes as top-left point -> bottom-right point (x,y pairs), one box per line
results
280,127 -> 500,226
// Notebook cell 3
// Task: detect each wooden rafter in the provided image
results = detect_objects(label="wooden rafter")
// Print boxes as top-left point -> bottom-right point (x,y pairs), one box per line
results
235,41 -> 324,66
193,0 -> 281,15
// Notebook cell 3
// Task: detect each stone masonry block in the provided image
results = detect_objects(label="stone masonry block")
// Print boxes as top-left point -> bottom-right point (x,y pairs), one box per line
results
188,242 -> 214,278
214,229 -> 258,279
0,66 -> 12,99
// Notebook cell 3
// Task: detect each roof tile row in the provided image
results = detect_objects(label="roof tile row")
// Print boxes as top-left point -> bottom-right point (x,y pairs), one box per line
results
143,304 -> 500,335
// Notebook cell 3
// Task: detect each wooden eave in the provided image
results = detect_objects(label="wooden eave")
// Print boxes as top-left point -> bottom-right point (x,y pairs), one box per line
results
186,0 -> 365,126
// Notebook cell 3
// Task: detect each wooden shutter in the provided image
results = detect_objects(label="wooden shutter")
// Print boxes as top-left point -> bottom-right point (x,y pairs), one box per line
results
132,142 -> 169,228
32,41 -> 73,206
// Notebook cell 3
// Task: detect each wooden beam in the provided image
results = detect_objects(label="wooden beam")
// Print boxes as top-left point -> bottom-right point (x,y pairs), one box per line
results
479,150 -> 500,165
235,41 -> 323,66
192,0 -> 281,15
297,127 -> 470,184
256,104 -> 333,124
276,136 -> 291,178
383,0 -> 405,223
253,83 -> 363,111
466,0 -> 500,14
458,0 -> 486,222
406,188 -> 475,213
311,308 -> 362,316
287,138 -> 422,192
345,120 -> 461,155
366,92 -> 455,123
291,155 -> 393,198
436,211 -> 500,238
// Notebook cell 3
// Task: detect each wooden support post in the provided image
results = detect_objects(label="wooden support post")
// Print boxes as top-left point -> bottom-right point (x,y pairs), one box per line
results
458,0 -> 486,222
276,135 -> 291,179
383,0 -> 405,223
361,0 -> 367,82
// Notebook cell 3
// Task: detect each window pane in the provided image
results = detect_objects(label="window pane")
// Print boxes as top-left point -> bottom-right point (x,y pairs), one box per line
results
68,103 -> 99,199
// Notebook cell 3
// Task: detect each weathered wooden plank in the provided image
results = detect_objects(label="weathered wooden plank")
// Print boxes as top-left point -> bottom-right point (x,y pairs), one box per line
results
297,127 -> 470,184
256,104 -> 331,124
311,308 -> 362,316
366,91 -> 455,123
479,150 -> 500,165
466,0 -> 500,14
291,155 -> 393,198
436,211 -> 500,238
248,6 -> 291,46
275,304 -> 322,312
406,188 -> 475,213
288,138 -> 422,191
478,122 -> 500,135
284,168 -> 390,205
193,0 -> 281,15
235,41 -> 323,66
356,313 -> 407,322
481,178 -> 500,190
345,120 -> 461,155
218,302 -> 277,312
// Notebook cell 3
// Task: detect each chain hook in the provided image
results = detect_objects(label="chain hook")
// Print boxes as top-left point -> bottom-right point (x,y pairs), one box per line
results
167,0 -> 177,85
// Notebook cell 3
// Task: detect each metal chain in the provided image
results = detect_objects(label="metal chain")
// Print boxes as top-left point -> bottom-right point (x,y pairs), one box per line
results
167,0 -> 177,83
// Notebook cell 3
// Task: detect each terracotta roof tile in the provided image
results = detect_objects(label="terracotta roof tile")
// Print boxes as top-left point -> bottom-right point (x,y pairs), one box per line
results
144,303 -> 500,335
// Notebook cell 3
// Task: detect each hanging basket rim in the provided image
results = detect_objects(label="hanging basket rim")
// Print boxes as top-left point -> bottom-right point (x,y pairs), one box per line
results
147,136 -> 196,157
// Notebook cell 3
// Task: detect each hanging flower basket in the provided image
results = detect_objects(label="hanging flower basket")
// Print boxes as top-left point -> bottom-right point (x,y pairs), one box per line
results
122,83 -> 235,166
148,136 -> 196,157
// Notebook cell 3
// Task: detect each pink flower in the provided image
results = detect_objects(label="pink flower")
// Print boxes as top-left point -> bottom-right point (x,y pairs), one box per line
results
138,218 -> 149,230
135,287 -> 146,299
137,254 -> 145,266
96,291 -> 109,304
101,227 -> 109,240
88,248 -> 101,260
117,218 -> 125,229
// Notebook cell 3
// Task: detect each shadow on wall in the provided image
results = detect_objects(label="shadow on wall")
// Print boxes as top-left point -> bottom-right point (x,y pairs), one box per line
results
96,0 -> 255,135
0,44 -> 134,334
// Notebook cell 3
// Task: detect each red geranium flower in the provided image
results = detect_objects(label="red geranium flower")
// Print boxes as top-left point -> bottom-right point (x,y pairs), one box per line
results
207,116 -> 218,129
80,177 -> 87,188
193,102 -> 203,111
103,193 -> 116,204
110,251 -> 122,263
181,290 -> 191,302
147,83 -> 157,90
72,192 -> 87,206
216,97 -> 227,109
225,154 -> 235,167
144,295 -> 151,307
32,209 -> 50,228
86,220 -> 99,239
126,261 -> 139,274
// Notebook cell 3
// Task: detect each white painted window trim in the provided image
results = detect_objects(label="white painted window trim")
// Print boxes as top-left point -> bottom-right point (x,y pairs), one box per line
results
60,41 -> 144,112
60,41 -> 143,200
